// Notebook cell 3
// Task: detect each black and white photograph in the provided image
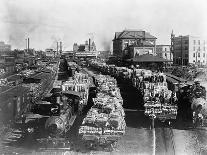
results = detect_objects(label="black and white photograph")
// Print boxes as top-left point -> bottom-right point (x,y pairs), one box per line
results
0,0 -> 207,154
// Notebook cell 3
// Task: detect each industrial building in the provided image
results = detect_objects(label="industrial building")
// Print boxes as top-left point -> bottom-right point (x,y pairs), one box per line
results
73,39 -> 96,52
72,39 -> 98,58
172,34 -> 207,66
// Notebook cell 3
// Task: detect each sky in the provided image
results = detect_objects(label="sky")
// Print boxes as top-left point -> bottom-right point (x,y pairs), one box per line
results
0,0 -> 206,51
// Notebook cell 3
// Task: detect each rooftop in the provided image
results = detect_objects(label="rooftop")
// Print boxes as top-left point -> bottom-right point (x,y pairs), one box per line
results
127,54 -> 171,62
114,30 -> 157,40
156,45 -> 171,46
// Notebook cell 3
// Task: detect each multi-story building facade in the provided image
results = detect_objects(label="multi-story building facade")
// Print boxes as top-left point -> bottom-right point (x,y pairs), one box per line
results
156,45 -> 173,62
112,30 -> 157,59
172,35 -> 207,66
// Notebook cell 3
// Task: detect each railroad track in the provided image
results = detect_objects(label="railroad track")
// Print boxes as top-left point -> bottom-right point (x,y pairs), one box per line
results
159,127 -> 176,155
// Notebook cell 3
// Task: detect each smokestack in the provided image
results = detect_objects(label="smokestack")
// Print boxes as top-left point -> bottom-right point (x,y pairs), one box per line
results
27,38 -> 30,52
57,42 -> 59,55
89,38 -> 91,51
25,39 -> 27,50
60,42 -> 62,53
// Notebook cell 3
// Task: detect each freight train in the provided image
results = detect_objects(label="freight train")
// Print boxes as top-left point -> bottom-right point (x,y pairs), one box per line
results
22,89 -> 82,147
21,57 -> 93,147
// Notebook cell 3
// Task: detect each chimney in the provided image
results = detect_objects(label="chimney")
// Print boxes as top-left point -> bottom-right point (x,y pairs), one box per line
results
25,39 -> 27,50
27,38 -> 30,52
60,42 -> 62,54
57,42 -> 59,55
89,38 -> 91,51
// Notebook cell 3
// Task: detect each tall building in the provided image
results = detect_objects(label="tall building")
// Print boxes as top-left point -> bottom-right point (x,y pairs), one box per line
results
156,45 -> 173,62
172,34 -> 207,66
112,29 -> 157,59
0,41 -> 11,53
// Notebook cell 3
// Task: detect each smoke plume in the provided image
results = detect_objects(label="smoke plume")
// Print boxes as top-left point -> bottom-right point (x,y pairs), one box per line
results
1,0 -> 206,51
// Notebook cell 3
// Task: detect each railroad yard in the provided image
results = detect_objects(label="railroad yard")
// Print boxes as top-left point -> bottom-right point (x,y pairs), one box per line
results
0,58 -> 207,155
1,0 -> 207,154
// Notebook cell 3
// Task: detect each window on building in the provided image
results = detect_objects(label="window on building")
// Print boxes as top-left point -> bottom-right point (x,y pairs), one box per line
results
185,53 -> 188,58
194,40 -> 196,44
193,60 -> 195,62
185,40 -> 188,44
203,60 -> 205,63
165,48 -> 167,51
198,60 -> 200,63
198,53 -> 200,57
185,46 -> 188,50
198,40 -> 200,45
203,53 -> 205,57
193,53 -> 195,57
198,47 -> 200,51
165,53 -> 167,57
193,46 -> 195,51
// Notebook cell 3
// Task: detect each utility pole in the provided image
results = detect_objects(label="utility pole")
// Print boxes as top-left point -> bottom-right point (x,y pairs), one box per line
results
151,112 -> 156,155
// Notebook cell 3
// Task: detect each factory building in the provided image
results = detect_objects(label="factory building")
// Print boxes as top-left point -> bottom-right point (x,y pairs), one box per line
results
73,39 -> 96,52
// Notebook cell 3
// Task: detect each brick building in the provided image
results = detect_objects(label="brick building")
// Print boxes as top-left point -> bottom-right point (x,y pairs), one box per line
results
156,45 -> 173,62
172,35 -> 207,66
112,30 -> 157,59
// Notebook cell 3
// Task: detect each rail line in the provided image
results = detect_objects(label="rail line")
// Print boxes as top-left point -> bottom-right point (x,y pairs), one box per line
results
160,127 -> 176,155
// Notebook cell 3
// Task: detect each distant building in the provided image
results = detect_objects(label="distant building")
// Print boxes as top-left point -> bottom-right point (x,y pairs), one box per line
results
45,48 -> 55,57
15,50 -> 25,64
172,34 -> 207,66
156,45 -> 173,62
98,51 -> 111,59
112,29 -> 157,59
0,55 -> 16,74
73,39 -> 96,52
73,43 -> 79,52
0,41 -> 11,53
